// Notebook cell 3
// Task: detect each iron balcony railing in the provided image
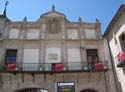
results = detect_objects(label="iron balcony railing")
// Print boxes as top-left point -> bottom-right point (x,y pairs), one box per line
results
5,57 -> 17,63
0,61 -> 109,73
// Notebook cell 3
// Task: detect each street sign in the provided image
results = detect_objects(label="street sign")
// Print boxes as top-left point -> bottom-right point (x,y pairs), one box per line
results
57,82 -> 75,92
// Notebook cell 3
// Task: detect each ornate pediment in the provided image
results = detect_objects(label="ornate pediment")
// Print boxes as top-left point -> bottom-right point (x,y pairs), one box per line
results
42,11 -> 65,18
39,5 -> 66,21
38,5 -> 66,33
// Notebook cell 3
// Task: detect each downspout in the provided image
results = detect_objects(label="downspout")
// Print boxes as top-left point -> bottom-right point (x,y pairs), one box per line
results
106,38 -> 119,92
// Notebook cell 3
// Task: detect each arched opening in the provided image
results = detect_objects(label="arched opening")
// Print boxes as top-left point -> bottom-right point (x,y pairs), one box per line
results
16,88 -> 49,92
80,89 -> 98,92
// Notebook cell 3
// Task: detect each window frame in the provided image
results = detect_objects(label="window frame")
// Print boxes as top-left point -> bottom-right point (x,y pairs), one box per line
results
5,49 -> 17,64
86,49 -> 99,63
119,32 -> 125,50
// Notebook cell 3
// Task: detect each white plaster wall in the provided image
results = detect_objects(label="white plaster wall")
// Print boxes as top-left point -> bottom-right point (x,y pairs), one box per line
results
109,38 -> 119,58
9,28 -> 19,39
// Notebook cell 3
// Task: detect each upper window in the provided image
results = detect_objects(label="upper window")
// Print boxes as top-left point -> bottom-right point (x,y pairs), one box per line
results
84,29 -> 96,39
86,49 -> 98,62
9,28 -> 19,39
119,33 -> 125,50
5,49 -> 17,64
27,29 -> 39,39
68,29 -> 78,39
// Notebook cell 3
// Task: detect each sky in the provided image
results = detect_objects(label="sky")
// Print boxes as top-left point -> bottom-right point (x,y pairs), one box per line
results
0,0 -> 125,33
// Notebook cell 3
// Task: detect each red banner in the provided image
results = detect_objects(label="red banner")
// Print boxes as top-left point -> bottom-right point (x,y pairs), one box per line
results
94,62 -> 104,70
6,63 -> 16,71
52,62 -> 64,71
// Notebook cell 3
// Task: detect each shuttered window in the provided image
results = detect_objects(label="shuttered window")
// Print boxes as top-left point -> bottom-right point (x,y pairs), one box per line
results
68,48 -> 81,70
23,49 -> 39,71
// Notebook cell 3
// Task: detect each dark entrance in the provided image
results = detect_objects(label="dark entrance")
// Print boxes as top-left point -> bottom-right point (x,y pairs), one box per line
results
80,89 -> 97,92
17,88 -> 48,92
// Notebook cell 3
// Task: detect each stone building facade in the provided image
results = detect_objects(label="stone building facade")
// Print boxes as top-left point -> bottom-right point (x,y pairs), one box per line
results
0,5 -> 115,92
104,4 -> 125,92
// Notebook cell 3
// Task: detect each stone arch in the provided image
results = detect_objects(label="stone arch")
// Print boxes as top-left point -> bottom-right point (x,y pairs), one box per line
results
80,88 -> 99,92
14,88 -> 49,92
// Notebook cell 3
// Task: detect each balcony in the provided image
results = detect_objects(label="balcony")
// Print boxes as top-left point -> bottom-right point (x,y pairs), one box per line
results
0,62 -> 109,74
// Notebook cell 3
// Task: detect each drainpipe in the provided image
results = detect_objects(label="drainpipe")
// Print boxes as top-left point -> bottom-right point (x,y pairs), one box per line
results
106,38 -> 119,92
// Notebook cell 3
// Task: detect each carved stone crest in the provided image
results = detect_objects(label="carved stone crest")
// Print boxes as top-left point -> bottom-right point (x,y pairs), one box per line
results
47,18 -> 60,33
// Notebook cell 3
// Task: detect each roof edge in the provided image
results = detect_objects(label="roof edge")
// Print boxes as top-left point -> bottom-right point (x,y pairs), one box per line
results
103,4 -> 125,37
